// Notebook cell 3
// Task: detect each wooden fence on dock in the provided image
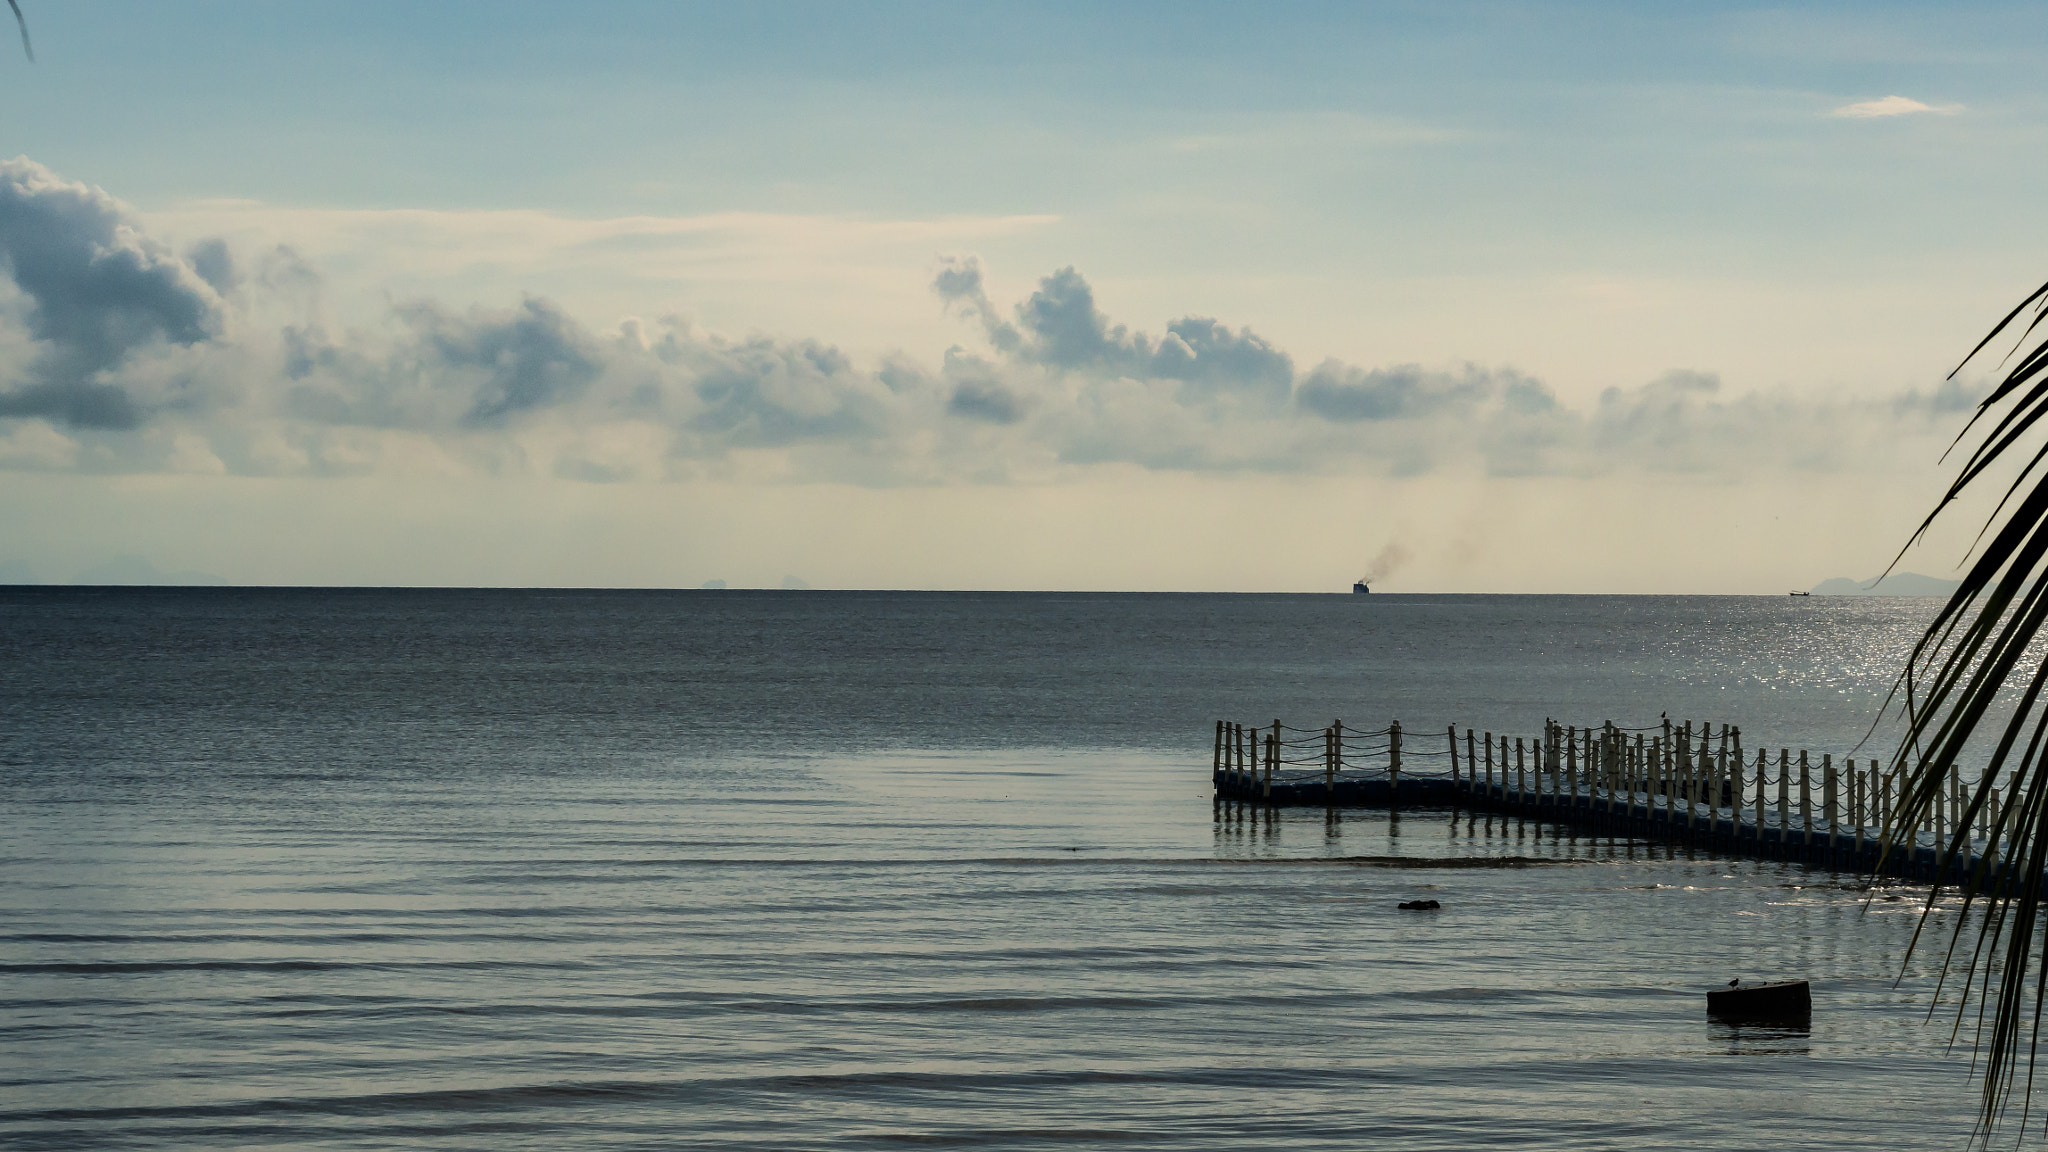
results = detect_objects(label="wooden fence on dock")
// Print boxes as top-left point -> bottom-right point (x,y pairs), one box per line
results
1212,716 -> 2000,884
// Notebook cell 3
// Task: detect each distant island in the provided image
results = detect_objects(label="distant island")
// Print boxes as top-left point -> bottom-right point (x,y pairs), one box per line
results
1807,572 -> 1961,597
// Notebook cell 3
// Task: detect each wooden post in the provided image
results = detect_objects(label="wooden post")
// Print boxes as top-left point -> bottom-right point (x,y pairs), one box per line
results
1333,719 -> 1345,778
1680,721 -> 1693,827
1253,721 -> 1269,795
1630,729 -> 1646,811
1448,724 -> 1460,784
1516,736 -> 1526,800
1682,726 -> 1695,830
1826,750 -> 1843,840
1390,720 -> 1403,793
1540,721 -> 1556,795
1730,736 -> 1745,836
1731,726 -> 1744,817
1214,720 -> 1224,781
1605,721 -> 1622,795
1484,731 -> 1494,789
1703,721 -> 1720,819
1953,765 -> 1964,844
1990,787 -> 2003,885
1565,727 -> 1578,801
1857,759 -> 1868,857
1799,750 -> 1812,846
1564,724 -> 1576,797
1714,740 -> 1728,836
1467,728 -> 1477,790
1933,763 -> 1945,856
1777,750 -> 1790,837
1755,748 -> 1767,833
1823,754 -> 1836,849
1651,735 -> 1664,817
1717,724 -> 1729,810
1327,721 -> 1343,795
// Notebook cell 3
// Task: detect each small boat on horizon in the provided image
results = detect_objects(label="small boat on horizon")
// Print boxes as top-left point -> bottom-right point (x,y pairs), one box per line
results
1353,579 -> 1370,594
1789,590 -> 1810,597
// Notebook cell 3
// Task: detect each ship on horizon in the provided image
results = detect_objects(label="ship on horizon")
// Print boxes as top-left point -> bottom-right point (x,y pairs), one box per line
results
1353,579 -> 1370,594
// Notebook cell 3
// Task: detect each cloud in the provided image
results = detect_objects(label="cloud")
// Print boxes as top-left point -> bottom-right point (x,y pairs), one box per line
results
935,258 -> 1293,406
0,158 -> 1986,490
1294,362 -> 1500,422
0,157 -> 226,429
1829,95 -> 1962,119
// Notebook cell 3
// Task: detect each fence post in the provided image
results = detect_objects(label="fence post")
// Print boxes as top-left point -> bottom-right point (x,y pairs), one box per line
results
1952,765 -> 1965,847
1729,735 -> 1744,839
1566,726 -> 1578,799
1253,717 -> 1269,799
1877,761 -> 1889,841
1798,750 -> 1812,848
1548,729 -> 1560,799
1327,721 -> 1343,795
1515,736 -> 1526,801
1484,731 -> 1494,789
1698,723 -> 1712,832
1565,726 -> 1578,803
1933,764 -> 1945,862
1467,728 -> 1477,792
1755,748 -> 1767,835
1680,721 -> 1693,829
1390,720 -> 1403,794
1214,720 -> 1224,784
1823,754 -> 1836,854
1776,750 -> 1789,843
1714,735 -> 1728,837
1448,724 -> 1460,785
1851,758 -> 1863,858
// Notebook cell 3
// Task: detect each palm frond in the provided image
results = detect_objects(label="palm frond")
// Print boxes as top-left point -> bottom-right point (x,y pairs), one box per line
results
6,0 -> 28,63
1889,281 -> 2048,1141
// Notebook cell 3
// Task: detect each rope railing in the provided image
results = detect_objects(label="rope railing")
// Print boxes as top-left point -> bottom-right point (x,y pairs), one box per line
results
1211,713 -> 2007,877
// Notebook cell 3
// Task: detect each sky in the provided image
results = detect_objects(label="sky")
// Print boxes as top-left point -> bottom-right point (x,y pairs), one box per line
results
0,0 -> 2044,590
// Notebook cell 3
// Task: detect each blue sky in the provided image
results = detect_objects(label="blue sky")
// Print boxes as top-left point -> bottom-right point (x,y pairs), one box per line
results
0,2 -> 2040,588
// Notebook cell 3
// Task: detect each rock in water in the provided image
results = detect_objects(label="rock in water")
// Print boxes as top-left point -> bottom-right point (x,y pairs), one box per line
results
1397,899 -> 1441,911
1707,979 -> 1810,1021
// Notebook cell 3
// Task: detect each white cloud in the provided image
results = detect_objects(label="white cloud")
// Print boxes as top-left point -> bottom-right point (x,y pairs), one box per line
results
0,158 -> 1987,498
1829,95 -> 1962,119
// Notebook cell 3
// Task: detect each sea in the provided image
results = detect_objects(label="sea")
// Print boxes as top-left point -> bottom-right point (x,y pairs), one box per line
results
0,588 -> 2006,1149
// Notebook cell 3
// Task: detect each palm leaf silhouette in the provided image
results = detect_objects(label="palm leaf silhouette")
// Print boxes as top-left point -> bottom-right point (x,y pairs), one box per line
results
1889,275 -> 2048,1140
6,0 -> 27,62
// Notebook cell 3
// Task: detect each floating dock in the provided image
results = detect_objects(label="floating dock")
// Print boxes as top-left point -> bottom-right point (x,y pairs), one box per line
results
1210,717 -> 2000,883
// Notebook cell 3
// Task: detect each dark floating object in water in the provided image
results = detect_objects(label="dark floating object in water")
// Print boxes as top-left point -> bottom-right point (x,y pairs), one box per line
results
1353,579 -> 1370,594
1708,978 -> 1810,1021
1397,899 -> 1441,910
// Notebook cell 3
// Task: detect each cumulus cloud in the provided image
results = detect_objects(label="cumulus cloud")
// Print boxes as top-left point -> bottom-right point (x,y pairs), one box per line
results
1830,95 -> 1962,119
0,157 -> 226,428
0,158 -> 1987,488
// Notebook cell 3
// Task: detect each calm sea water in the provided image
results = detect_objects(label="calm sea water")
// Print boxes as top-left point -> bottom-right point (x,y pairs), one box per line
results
0,589 -> 2001,1149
